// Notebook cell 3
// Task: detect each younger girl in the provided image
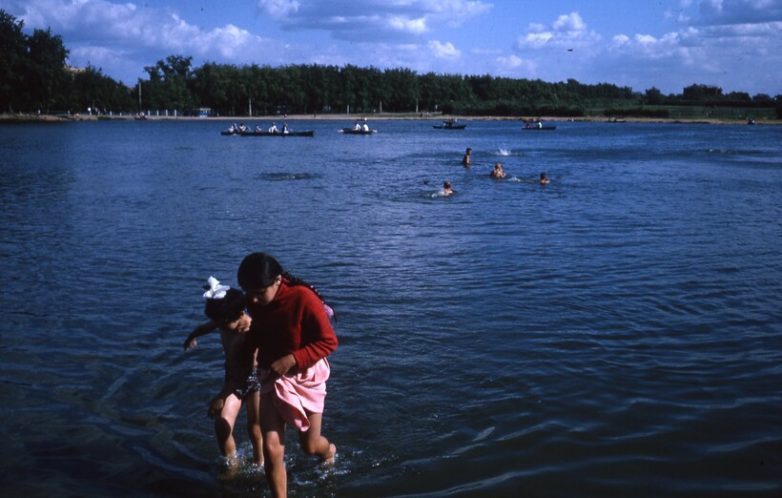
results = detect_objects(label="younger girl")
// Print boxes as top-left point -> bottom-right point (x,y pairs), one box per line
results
238,253 -> 337,498
183,277 -> 263,467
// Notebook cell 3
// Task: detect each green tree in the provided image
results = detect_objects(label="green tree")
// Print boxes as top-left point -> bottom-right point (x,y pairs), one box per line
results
142,55 -> 194,113
70,65 -> 134,114
23,28 -> 69,112
0,9 -> 27,112
644,87 -> 663,105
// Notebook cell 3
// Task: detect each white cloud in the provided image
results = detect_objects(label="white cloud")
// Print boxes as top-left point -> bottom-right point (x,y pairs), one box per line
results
695,0 -> 782,23
257,0 -> 300,18
254,0 -> 492,40
495,54 -> 536,74
389,16 -> 429,34
5,0 -> 283,83
553,12 -> 586,32
428,40 -> 461,59
509,4 -> 782,94
517,11 -> 601,50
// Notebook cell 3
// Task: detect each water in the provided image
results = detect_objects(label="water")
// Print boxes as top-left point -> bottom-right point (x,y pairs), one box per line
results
1,119 -> 781,497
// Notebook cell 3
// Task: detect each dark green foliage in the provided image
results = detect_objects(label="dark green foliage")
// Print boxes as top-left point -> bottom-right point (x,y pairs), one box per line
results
1,10 -> 28,112
1,9 -> 133,114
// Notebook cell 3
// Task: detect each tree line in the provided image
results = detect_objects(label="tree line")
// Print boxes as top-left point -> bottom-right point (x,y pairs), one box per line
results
2,9 -> 781,118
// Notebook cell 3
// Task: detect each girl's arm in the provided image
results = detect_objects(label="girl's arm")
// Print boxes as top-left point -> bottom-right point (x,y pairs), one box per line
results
183,320 -> 218,350
292,292 -> 338,369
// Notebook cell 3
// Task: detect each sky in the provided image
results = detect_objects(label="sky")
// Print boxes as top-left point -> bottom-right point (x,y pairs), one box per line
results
2,0 -> 781,96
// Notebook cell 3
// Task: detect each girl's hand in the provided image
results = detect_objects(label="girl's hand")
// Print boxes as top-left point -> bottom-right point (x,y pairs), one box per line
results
270,354 -> 296,376
183,337 -> 197,350
208,396 -> 224,418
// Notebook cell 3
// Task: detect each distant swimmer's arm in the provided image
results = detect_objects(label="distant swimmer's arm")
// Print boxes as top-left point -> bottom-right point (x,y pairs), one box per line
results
184,320 -> 218,351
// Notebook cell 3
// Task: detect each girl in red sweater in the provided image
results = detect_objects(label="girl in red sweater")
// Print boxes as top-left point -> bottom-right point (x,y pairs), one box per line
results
238,252 -> 337,497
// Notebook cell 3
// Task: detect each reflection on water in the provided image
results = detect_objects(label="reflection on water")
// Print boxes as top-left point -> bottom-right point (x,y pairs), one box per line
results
1,120 -> 781,497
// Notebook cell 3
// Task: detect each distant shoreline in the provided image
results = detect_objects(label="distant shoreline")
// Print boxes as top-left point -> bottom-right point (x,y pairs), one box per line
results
2,112 -> 779,126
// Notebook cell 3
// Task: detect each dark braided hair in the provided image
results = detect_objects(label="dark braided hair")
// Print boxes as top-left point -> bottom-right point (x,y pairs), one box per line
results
238,252 -> 332,314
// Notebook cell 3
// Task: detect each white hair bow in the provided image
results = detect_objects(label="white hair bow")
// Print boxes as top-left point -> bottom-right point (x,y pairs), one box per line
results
203,276 -> 230,299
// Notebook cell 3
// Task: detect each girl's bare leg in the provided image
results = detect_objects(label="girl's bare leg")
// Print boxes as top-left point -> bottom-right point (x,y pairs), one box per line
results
260,394 -> 287,497
299,411 -> 336,463
246,390 -> 263,465
216,394 -> 242,458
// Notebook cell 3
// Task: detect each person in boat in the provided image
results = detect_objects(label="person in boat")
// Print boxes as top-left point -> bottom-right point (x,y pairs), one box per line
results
462,147 -> 472,167
238,253 -> 338,497
183,277 -> 263,468
490,162 -> 507,179
540,172 -> 550,185
255,124 -> 263,132
361,118 -> 370,132
268,122 -> 279,133
227,124 -> 236,134
353,121 -> 362,131
282,122 -> 289,134
239,123 -> 248,133
441,181 -> 455,197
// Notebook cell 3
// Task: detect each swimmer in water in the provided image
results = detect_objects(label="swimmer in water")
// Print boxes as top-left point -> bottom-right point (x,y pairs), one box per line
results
462,147 -> 472,167
441,181 -> 455,196
490,162 -> 507,179
540,172 -> 550,185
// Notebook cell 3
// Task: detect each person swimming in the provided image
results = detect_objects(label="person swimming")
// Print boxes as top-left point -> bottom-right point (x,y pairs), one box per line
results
441,181 -> 454,196
540,172 -> 550,185
490,162 -> 507,179
462,147 -> 472,167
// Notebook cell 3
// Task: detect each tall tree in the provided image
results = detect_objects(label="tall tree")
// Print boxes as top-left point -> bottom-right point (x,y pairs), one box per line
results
0,9 -> 27,112
23,28 -> 69,112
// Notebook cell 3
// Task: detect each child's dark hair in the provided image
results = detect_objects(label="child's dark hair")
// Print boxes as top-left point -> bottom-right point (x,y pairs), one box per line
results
238,252 -> 332,315
204,288 -> 246,324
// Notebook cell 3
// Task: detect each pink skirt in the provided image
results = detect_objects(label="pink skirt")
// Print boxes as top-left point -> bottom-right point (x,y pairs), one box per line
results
259,358 -> 330,431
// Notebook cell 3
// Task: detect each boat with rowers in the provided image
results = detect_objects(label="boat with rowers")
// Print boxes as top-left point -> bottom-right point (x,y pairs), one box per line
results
522,119 -> 556,131
221,122 -> 314,137
433,118 -> 466,130
341,118 -> 377,134
240,129 -> 314,137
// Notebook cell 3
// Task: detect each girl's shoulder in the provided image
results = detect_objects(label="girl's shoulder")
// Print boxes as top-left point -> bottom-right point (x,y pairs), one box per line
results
286,283 -> 320,301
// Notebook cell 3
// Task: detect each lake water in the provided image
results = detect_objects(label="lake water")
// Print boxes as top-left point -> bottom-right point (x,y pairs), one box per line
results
1,118 -> 781,497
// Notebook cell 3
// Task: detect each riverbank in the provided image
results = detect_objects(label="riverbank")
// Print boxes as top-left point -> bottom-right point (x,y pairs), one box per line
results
2,112 -> 780,126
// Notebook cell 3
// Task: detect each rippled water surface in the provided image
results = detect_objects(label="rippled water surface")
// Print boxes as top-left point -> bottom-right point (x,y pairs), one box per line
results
1,119 -> 781,497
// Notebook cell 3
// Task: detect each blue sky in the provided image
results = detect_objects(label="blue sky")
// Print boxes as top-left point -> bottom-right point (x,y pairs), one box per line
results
2,0 -> 781,95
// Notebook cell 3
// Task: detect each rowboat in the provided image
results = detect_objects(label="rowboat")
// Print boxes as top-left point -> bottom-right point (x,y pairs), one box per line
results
340,128 -> 376,135
522,122 -> 556,131
239,130 -> 314,137
433,121 -> 466,130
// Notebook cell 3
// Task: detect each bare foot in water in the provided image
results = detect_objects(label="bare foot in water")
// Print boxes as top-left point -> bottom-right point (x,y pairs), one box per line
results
322,443 -> 337,465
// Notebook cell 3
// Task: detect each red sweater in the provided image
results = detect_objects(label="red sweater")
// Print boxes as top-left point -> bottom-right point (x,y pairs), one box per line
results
248,281 -> 337,370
